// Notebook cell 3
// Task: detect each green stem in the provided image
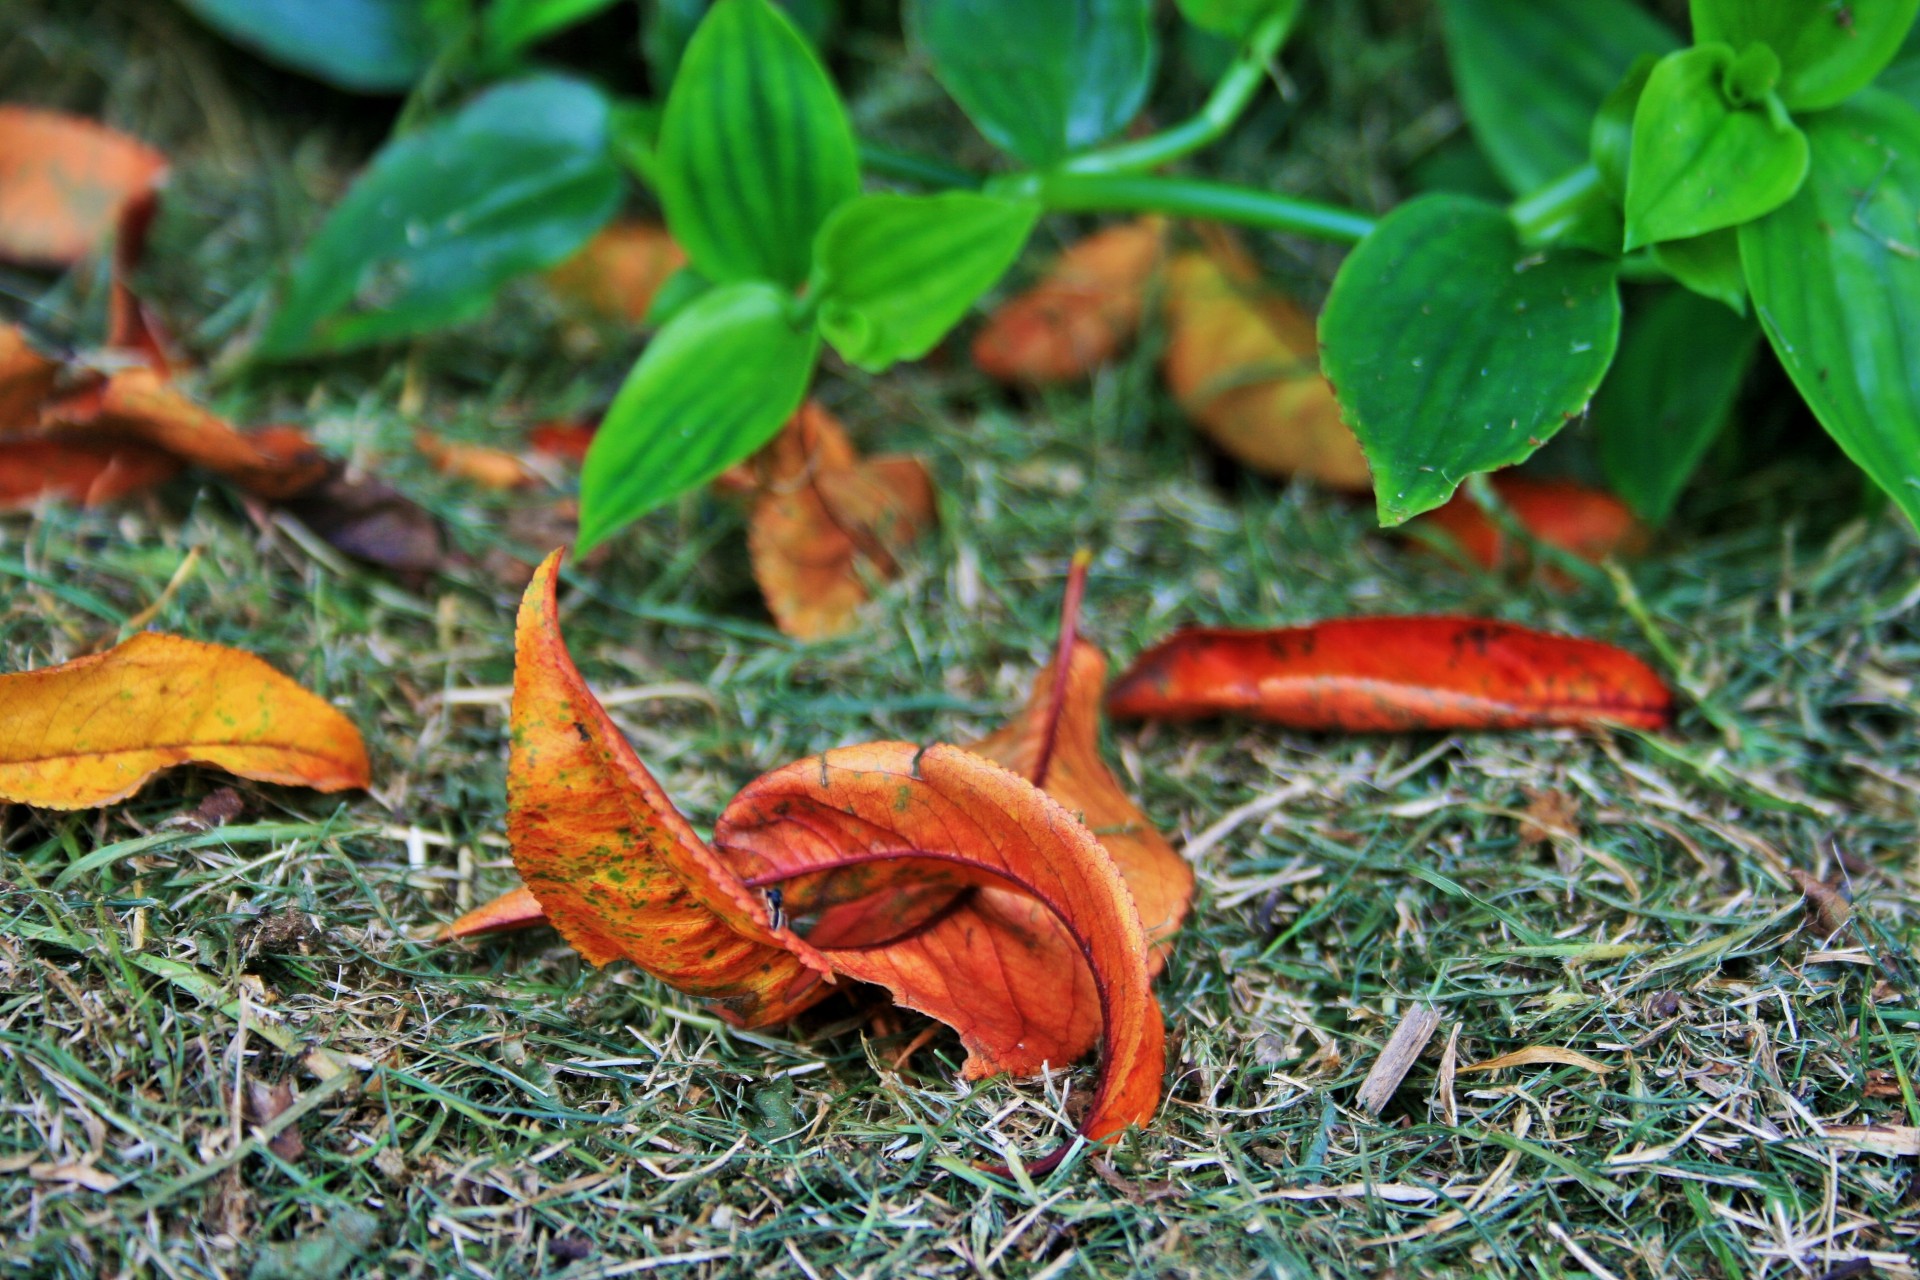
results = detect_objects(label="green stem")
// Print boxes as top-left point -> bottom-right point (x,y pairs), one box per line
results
858,143 -> 982,191
1032,171 -> 1376,243
1509,163 -> 1608,247
1061,10 -> 1295,176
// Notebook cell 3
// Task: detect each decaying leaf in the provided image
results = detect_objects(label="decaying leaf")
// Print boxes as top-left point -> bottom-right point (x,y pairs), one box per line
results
0,633 -> 371,810
1456,1045 -> 1613,1076
1160,247 -> 1370,490
547,221 -> 686,323
277,470 -> 449,575
1517,787 -> 1581,848
1107,617 -> 1674,731
744,403 -> 935,641
414,430 -> 536,490
972,219 -> 1165,383
1417,476 -> 1646,576
0,324 -> 60,426
0,437 -> 181,511
0,106 -> 167,267
1789,867 -> 1851,935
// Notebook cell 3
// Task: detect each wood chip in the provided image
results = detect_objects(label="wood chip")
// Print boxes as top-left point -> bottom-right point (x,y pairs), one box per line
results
1434,1022 -> 1460,1127
1457,1045 -> 1613,1076
1354,1004 -> 1440,1115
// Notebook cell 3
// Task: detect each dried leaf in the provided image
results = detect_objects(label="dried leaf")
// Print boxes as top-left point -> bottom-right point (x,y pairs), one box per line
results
29,1161 -> 121,1192
1457,1045 -> 1613,1075
1160,248 -> 1370,490
1819,1124 -> 1920,1157
745,403 -> 935,641
1517,787 -> 1581,848
414,430 -> 536,490
0,324 -> 60,427
1106,617 -> 1674,732
1789,867 -> 1851,935
278,471 -> 447,574
0,436 -> 181,511
527,419 -> 597,463
244,1080 -> 306,1162
438,884 -> 545,940
0,107 -> 167,267
546,221 -> 687,322
0,633 -> 371,810
972,219 -> 1164,383
1417,476 -> 1646,576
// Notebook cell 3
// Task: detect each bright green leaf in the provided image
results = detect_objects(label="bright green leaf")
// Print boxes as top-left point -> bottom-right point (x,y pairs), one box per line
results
1740,90 -> 1920,529
579,282 -> 819,549
1176,0 -> 1299,41
259,76 -> 621,359
1651,228 -> 1747,313
643,266 -> 712,329
1319,194 -> 1621,526
655,0 -> 858,287
1592,54 -> 1659,199
1439,0 -> 1679,195
172,0 -> 448,92
1880,20 -> 1920,107
905,0 -> 1156,166
1624,45 -> 1809,250
812,193 -> 1039,373
1691,0 -> 1920,111
1593,287 -> 1757,521
484,0 -> 623,59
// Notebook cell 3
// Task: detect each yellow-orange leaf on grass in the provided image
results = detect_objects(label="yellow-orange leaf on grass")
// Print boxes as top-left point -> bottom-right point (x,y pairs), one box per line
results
0,633 -> 370,809
0,106 -> 167,266
546,222 -> 686,323
1161,249 -> 1370,490
414,430 -> 535,490
746,403 -> 935,641
972,219 -> 1165,384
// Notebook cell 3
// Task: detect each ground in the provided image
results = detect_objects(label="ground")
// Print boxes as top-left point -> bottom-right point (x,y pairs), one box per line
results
3,2 -> 1918,1277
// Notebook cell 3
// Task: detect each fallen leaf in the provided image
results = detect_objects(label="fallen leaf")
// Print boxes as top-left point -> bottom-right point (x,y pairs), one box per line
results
1819,1124 -> 1920,1157
414,429 -> 536,490
244,1080 -> 306,1162
972,219 -> 1164,383
1106,617 -> 1674,731
1160,248 -> 1370,490
0,633 -> 371,810
744,403 -> 935,641
1517,787 -> 1581,848
0,436 -> 181,511
29,1161 -> 121,1192
1789,867 -> 1851,935
546,221 -> 687,322
1457,1045 -> 1613,1075
527,419 -> 597,463
1417,476 -> 1646,577
104,187 -> 175,373
0,106 -> 167,267
0,324 -> 60,427
277,471 -> 448,574
439,884 -> 546,939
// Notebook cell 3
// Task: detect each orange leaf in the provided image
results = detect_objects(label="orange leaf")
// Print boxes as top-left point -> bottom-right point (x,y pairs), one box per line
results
745,403 -> 935,641
546,222 -> 687,322
0,107 -> 167,267
1417,476 -> 1646,576
0,633 -> 370,810
1106,617 -> 1674,731
0,324 -> 60,428
507,552 -> 832,1024
1160,249 -> 1371,490
527,419 -> 597,463
0,437 -> 182,511
972,219 -> 1165,384
414,430 -> 536,490
438,885 -> 546,940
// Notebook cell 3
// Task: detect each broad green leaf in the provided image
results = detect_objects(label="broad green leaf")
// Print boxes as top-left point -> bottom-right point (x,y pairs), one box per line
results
1740,90 -> 1920,529
484,0 -> 623,59
579,282 -> 819,548
1651,228 -> 1747,313
1592,54 -> 1659,199
259,77 -> 621,358
173,0 -> 448,92
813,193 -> 1039,372
1176,0 -> 1299,41
655,0 -> 857,286
1594,287 -> 1757,521
643,266 -> 712,328
609,100 -> 662,186
1319,194 -> 1621,526
1439,0 -> 1679,195
644,0 -> 833,89
1881,21 -> 1920,107
1691,0 -> 1920,110
1624,45 -> 1809,250
904,0 -> 1156,166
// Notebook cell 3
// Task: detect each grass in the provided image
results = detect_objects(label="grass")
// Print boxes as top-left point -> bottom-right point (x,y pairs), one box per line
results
4,1 -> 1920,1276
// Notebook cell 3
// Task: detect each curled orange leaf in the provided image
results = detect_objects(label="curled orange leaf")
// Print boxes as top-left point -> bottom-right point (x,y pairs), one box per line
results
0,633 -> 370,810
1417,476 -> 1646,577
0,107 -> 167,267
972,219 -> 1165,384
546,221 -> 687,323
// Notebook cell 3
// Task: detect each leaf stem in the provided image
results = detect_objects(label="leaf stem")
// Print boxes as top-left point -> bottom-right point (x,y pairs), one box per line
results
1509,163 -> 1609,247
858,143 -> 983,191
1031,549 -> 1092,790
1033,172 -> 1376,243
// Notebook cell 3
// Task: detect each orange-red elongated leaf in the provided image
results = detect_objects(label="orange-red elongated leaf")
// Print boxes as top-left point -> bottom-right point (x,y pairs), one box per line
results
507,551 -> 832,1024
0,633 -> 370,810
1107,618 -> 1674,731
972,219 -> 1165,384
438,885 -> 546,940
0,107 -> 167,267
714,741 -> 1165,1168
1417,476 -> 1646,576
527,419 -> 597,463
0,437 -> 181,510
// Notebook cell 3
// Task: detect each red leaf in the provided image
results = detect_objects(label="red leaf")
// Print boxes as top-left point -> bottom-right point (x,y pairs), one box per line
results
1417,476 -> 1645,578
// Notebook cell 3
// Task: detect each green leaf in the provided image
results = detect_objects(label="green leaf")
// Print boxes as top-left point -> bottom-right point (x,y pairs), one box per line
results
1880,20 -> 1920,107
1176,0 -> 1299,41
1592,54 -> 1660,200
259,76 -> 621,358
579,282 -> 819,548
1651,228 -> 1747,313
1594,287 -> 1757,521
643,266 -> 712,329
1624,45 -> 1809,250
812,193 -> 1039,372
1691,0 -> 1920,111
1319,194 -> 1621,526
484,0 -> 623,60
905,0 -> 1156,166
1439,0 -> 1679,195
655,0 -> 858,287
172,0 -> 448,92
1740,89 -> 1920,529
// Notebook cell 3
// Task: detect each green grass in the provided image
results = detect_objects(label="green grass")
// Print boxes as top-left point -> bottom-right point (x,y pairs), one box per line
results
4,1 -> 1920,1276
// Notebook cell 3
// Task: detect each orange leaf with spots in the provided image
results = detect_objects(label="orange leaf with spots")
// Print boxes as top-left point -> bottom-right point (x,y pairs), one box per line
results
546,222 -> 687,323
745,403 -> 935,641
1107,617 -> 1673,731
0,107 -> 167,267
1160,247 -> 1371,490
0,633 -> 370,810
1416,476 -> 1646,579
973,219 -> 1165,384
414,430 -> 536,490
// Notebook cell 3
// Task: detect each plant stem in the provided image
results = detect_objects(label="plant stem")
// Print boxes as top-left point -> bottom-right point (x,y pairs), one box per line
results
1509,164 -> 1608,246
1031,171 -> 1376,243
858,143 -> 982,191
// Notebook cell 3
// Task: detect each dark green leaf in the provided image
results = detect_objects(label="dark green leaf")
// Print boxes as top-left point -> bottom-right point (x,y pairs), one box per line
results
1592,54 -> 1659,200
655,0 -> 858,287
643,266 -> 712,328
609,100 -> 662,186
1319,194 -> 1621,525
1439,0 -> 1679,195
905,0 -> 1156,166
259,76 -> 621,358
173,0 -> 448,92
1740,90 -> 1920,529
1624,45 -> 1808,250
1691,0 -> 1920,111
1594,287 -> 1757,521
579,282 -> 819,548
1176,0 -> 1299,41
484,0 -> 623,60
813,193 -> 1038,372
1880,20 -> 1920,107
1651,228 -> 1747,313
